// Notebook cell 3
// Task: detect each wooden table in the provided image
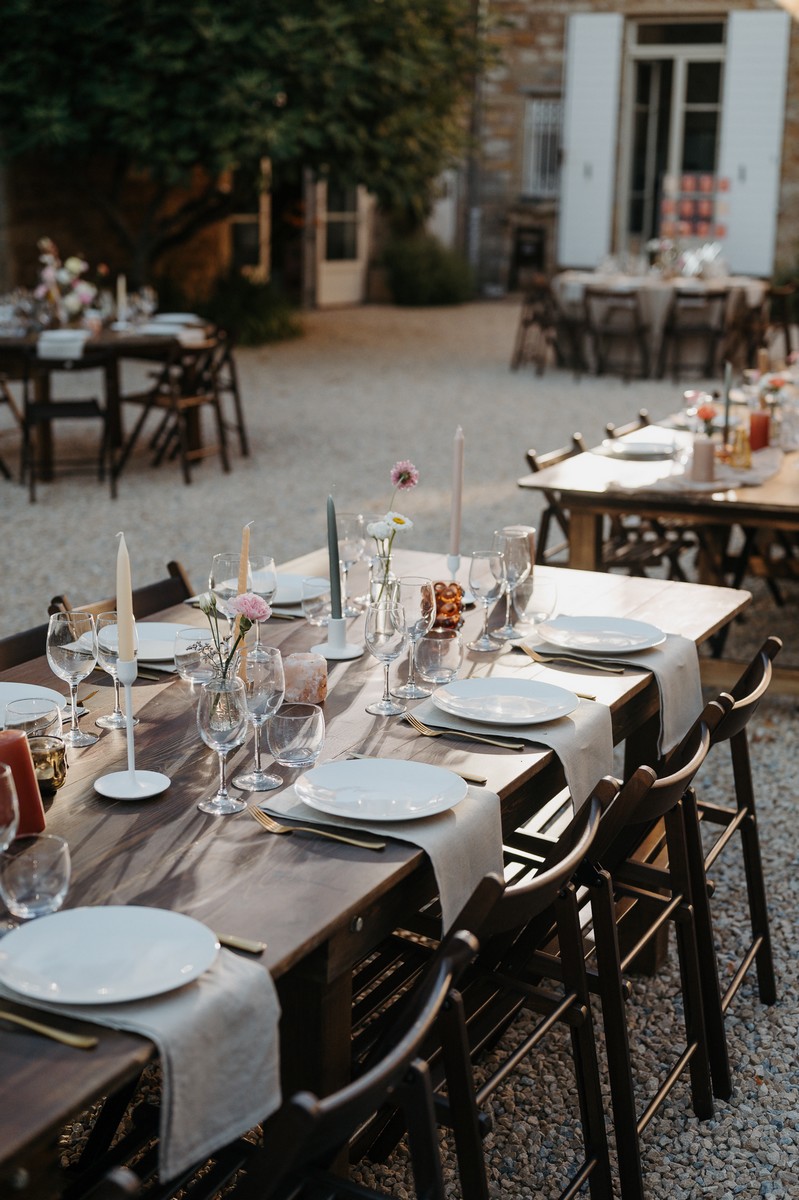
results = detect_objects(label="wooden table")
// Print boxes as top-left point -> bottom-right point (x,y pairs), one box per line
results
0,550 -> 750,1195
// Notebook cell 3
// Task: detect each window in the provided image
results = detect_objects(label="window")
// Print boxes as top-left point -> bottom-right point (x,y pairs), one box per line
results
324,182 -> 359,261
522,98 -> 562,198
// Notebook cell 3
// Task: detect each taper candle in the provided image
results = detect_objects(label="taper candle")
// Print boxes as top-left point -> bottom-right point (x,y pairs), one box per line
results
448,425 -> 465,556
116,532 -> 135,660
327,496 -> 343,620
722,360 -> 732,445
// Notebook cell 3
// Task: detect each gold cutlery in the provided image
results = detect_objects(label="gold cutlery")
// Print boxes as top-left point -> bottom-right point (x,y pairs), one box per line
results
519,645 -> 625,674
347,752 -> 487,787
216,932 -> 267,955
247,806 -> 386,850
403,712 -> 526,751
0,1009 -> 98,1050
78,689 -> 99,705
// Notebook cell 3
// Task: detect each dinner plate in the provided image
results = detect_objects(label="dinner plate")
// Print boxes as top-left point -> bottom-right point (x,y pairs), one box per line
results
432,678 -> 579,726
536,615 -> 666,655
295,759 -> 467,822
137,322 -> 189,337
601,440 -> 676,462
136,622 -> 192,662
0,906 -> 219,1004
0,682 -> 66,727
152,312 -> 204,325
273,574 -> 327,606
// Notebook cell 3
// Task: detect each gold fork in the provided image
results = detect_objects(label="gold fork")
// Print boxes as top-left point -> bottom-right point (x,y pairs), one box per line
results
404,712 -> 526,750
247,806 -> 386,850
520,645 -> 625,674
0,1009 -> 98,1050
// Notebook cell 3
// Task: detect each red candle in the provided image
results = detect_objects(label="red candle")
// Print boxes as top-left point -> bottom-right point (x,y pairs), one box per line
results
0,730 -> 47,835
749,411 -> 770,452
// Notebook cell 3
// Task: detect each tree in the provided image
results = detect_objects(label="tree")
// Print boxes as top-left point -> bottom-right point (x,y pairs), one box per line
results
0,0 -> 490,284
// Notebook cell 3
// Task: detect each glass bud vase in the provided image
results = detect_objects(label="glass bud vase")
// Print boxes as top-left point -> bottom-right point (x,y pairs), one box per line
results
369,555 -> 397,604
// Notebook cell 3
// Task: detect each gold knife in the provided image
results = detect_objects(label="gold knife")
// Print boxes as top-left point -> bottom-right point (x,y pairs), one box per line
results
0,1009 -> 98,1050
216,932 -> 267,955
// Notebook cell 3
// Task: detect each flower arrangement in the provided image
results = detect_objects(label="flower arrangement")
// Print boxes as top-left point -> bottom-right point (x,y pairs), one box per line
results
365,460 -> 419,601
34,237 -> 104,324
695,401 -> 717,437
197,591 -> 272,679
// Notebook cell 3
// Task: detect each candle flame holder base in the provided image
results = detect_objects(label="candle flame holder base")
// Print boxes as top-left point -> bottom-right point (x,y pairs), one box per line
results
312,617 -> 363,661
94,658 -> 171,799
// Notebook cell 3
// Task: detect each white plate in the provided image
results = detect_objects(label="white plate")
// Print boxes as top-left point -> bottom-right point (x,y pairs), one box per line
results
152,312 -> 204,325
0,906 -> 219,1004
295,759 -> 467,822
274,574 -> 327,606
136,622 -> 193,662
0,682 -> 66,728
536,615 -> 665,655
137,322 -> 188,337
602,440 -> 676,462
432,678 -> 579,726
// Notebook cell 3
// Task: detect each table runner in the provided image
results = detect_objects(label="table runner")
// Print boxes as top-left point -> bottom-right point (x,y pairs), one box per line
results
261,783 -> 504,932
412,696 -> 613,810
0,948 -> 281,1180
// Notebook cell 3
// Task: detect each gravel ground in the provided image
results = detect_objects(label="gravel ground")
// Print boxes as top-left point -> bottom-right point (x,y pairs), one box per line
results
2,300 -> 796,1196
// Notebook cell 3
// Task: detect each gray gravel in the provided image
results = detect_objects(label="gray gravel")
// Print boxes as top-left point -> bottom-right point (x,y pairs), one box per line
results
1,301 -> 796,1196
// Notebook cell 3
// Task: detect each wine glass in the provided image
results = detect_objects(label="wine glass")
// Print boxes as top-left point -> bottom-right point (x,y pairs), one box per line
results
467,550 -> 506,652
209,552 -> 250,635
363,601 -> 408,716
95,612 -> 139,730
233,648 -> 286,792
491,529 -> 532,641
337,512 -> 366,617
0,766 -> 19,854
0,834 -> 71,921
196,677 -> 250,815
392,577 -> 436,699
249,555 -> 278,660
46,612 -> 98,747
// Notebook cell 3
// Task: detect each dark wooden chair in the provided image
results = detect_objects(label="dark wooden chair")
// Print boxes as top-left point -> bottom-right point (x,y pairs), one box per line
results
656,287 -> 730,381
0,621 -> 51,670
210,329 -> 249,456
48,560 -> 194,620
511,276 -> 588,377
764,282 -> 796,361
584,286 -> 650,380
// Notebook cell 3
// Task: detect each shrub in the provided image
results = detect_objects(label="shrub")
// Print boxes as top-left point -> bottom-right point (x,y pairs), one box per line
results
197,272 -> 302,345
383,234 -> 474,306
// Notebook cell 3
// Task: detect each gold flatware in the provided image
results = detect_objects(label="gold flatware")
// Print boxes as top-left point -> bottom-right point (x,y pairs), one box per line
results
520,645 -> 625,674
216,932 -> 267,955
575,692 -> 597,702
346,752 -> 487,787
0,1009 -> 98,1050
78,689 -> 99,705
247,806 -> 386,851
403,712 -> 526,751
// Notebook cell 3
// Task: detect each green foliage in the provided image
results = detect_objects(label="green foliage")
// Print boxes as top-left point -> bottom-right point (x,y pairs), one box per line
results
197,272 -> 302,346
383,234 -> 474,307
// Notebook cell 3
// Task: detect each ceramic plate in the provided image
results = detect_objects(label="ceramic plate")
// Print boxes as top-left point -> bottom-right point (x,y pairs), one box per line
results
274,574 -> 327,606
0,682 -> 66,727
536,615 -> 665,655
295,759 -> 467,822
432,678 -> 579,726
0,907 -> 219,1004
136,622 -> 193,662
601,440 -> 676,462
152,312 -> 204,325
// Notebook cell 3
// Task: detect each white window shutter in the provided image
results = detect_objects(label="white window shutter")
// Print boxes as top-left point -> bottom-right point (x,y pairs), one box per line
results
717,10 -> 790,276
557,13 -> 623,269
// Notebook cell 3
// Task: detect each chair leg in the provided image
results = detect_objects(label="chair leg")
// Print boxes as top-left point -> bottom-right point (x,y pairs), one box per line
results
729,734 -> 777,1005
437,992 -> 490,1200
227,379 -> 249,456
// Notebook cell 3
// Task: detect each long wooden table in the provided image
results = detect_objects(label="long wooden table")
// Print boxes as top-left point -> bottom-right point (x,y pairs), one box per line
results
0,550 -> 750,1195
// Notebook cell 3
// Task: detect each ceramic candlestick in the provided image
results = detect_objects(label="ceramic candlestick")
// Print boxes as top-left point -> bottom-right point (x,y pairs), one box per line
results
94,659 -> 171,799
311,617 -> 363,661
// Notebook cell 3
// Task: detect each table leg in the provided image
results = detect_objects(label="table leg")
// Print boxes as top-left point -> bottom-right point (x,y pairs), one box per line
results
34,372 -> 54,481
105,359 -> 123,447
277,965 -> 353,1098
568,511 -> 603,570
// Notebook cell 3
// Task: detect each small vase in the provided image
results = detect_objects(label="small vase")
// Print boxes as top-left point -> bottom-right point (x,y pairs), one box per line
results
369,555 -> 397,604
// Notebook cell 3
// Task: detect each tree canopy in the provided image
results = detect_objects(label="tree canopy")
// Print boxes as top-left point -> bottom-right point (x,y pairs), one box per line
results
0,0 -> 489,281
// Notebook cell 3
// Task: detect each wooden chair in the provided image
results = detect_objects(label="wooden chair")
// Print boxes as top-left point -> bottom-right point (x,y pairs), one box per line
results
112,340 -> 230,487
0,621 -> 51,670
511,276 -> 588,377
525,436 -> 585,564
656,287 -> 730,381
211,329 -> 249,456
763,282 -> 796,361
48,560 -> 194,620
584,286 -> 650,380
0,373 -> 24,480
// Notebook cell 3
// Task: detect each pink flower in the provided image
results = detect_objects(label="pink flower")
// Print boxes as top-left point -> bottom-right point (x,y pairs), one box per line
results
390,460 -> 419,490
227,592 -> 272,623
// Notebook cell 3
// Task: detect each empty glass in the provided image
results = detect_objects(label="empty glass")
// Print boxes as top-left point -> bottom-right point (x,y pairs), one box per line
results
46,612 -> 98,747
0,834 -> 71,920
233,648 -> 286,792
392,577 -> 436,699
95,612 -> 139,730
491,529 -> 532,641
363,601 -> 408,716
0,765 -> 19,854
337,512 -> 366,616
302,577 -> 332,626
267,703 -> 325,768
513,576 -> 559,629
467,550 -> 506,652
174,628 -> 218,684
415,629 -> 464,685
3,698 -> 62,739
249,555 -> 278,659
196,677 -> 250,815
209,552 -> 250,634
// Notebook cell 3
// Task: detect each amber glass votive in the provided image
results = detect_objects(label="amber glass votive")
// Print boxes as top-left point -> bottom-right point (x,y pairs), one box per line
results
28,736 -> 68,797
433,580 -> 464,629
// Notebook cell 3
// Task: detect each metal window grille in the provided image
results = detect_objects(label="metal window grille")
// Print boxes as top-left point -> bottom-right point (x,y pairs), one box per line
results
522,98 -> 562,198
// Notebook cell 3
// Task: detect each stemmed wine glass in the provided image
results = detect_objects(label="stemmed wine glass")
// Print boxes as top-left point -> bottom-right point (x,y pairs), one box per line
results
363,601 -> 408,716
232,648 -> 285,792
338,513 -> 366,617
392,577 -> 436,699
0,766 -> 19,854
209,552 -> 250,636
467,550 -> 506,652
46,612 -> 99,747
490,529 -> 532,641
196,677 -> 250,815
249,555 -> 278,660
95,612 -> 139,730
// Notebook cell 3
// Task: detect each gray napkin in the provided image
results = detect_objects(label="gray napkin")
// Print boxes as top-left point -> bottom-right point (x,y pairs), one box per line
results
600,634 -> 702,754
264,783 -> 504,932
413,696 -> 613,810
0,948 -> 281,1180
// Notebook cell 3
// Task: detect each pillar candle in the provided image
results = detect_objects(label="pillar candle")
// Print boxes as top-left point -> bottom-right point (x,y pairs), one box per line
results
0,732 -> 46,835
749,410 -> 770,452
690,435 -> 715,483
327,496 -> 343,620
448,425 -> 465,556
116,532 -> 135,660
757,347 -> 770,376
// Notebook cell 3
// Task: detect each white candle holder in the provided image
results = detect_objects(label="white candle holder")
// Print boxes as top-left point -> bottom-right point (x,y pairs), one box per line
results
94,659 -> 171,799
311,616 -> 363,661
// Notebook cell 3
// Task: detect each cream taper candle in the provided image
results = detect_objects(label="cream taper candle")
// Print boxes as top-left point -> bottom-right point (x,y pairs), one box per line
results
448,426 -> 465,556
116,532 -> 135,660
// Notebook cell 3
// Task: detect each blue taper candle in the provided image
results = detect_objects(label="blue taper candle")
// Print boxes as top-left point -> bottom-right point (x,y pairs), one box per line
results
327,495 -> 343,619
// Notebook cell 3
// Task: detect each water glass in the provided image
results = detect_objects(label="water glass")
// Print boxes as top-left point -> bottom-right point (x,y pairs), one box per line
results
491,528 -> 532,641
3,698 -> 62,739
392,577 -> 436,699
95,612 -> 139,730
174,628 -> 218,684
196,677 -> 250,815
233,648 -> 286,792
363,601 -> 408,716
46,612 -> 98,747
209,552 -> 250,633
249,555 -> 278,659
0,765 -> 19,853
337,513 -> 366,616
513,577 -> 559,629
467,550 -> 506,652
302,577 -> 332,626
0,834 -> 71,920
267,703 -> 325,768
415,629 -> 464,685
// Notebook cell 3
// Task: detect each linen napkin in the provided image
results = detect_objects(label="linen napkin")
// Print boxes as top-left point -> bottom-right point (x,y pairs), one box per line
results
262,783 -> 504,932
0,948 -> 281,1180
412,696 -> 613,811
611,447 -> 783,494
